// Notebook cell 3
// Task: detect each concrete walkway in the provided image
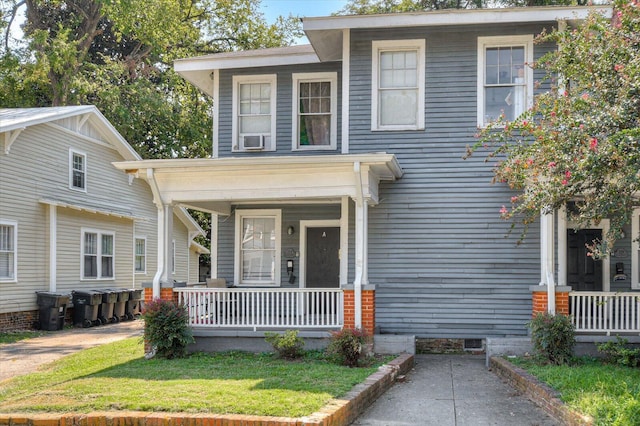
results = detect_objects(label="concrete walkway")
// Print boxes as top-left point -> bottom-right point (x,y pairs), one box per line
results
0,320 -> 144,382
352,354 -> 559,426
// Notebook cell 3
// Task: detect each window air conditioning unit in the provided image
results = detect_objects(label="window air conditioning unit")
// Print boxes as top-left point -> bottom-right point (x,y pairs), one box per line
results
241,134 -> 265,150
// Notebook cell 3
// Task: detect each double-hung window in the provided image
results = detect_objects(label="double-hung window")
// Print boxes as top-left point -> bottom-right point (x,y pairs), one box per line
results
0,220 -> 17,282
292,72 -> 337,150
69,149 -> 87,191
372,39 -> 425,131
477,35 -> 533,127
232,75 -> 277,152
235,210 -> 281,286
135,237 -> 146,274
82,229 -> 114,279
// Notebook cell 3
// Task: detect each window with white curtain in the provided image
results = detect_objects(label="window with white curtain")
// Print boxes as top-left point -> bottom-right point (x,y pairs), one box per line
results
232,75 -> 277,152
235,210 -> 281,286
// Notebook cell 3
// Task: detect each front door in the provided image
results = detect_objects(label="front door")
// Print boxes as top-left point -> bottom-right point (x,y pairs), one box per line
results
305,227 -> 340,288
567,229 -> 603,291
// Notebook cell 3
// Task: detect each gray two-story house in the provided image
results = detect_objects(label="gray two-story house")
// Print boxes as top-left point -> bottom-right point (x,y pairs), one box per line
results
116,5 -> 636,351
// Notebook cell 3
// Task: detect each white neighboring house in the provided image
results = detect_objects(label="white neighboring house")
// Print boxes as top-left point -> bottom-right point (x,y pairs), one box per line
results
0,106 -> 208,331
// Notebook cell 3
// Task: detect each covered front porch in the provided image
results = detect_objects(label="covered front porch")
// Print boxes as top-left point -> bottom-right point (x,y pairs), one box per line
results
535,205 -> 640,335
115,154 -> 402,336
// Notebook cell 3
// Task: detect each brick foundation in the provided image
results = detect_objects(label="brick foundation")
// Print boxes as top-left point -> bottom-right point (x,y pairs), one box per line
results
143,287 -> 178,304
416,338 -> 465,354
0,310 -> 38,332
343,289 -> 375,335
531,288 -> 570,316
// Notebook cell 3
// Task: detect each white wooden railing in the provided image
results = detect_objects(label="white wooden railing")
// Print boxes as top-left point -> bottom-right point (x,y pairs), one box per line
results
174,288 -> 344,329
570,292 -> 640,334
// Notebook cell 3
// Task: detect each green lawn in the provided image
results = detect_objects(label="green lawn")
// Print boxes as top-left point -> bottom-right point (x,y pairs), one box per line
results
511,357 -> 640,425
0,337 -> 382,417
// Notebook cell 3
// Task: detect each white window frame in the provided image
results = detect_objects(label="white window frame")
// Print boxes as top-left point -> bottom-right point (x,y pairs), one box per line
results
0,220 -> 17,282
477,35 -> 534,128
232,74 -> 277,152
81,228 -> 115,280
292,72 -> 338,151
69,149 -> 87,192
632,208 -> 640,290
134,236 -> 146,274
371,39 -> 425,131
234,209 -> 282,287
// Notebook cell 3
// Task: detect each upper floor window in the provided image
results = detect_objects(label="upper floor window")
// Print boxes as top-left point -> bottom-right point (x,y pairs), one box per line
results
82,229 -> 114,280
477,35 -> 533,127
235,209 -> 281,286
292,72 -> 337,150
69,149 -> 87,191
372,39 -> 425,131
0,220 -> 17,282
232,74 -> 277,152
135,237 -> 146,274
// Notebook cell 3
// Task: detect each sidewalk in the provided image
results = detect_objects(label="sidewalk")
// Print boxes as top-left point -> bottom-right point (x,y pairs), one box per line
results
0,320 -> 144,382
352,354 -> 560,426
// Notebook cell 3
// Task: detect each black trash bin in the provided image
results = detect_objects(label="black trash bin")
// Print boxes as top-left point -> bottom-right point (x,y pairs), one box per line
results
125,289 -> 143,320
109,288 -> 130,321
92,289 -> 118,324
36,292 -> 70,331
71,290 -> 102,327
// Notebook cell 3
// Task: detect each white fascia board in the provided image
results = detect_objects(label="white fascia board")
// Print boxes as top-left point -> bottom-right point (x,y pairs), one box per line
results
174,51 -> 320,72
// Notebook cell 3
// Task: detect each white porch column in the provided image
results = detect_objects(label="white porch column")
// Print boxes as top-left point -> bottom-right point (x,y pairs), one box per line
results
153,203 -> 174,298
340,196 -> 349,287
353,162 -> 370,329
48,204 -> 57,292
540,209 -> 556,314
558,205 -> 567,287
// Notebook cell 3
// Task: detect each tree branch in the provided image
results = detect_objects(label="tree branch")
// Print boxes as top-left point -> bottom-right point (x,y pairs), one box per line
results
4,0 -> 26,53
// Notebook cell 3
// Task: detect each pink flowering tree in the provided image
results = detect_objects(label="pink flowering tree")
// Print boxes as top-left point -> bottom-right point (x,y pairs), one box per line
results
467,0 -> 640,254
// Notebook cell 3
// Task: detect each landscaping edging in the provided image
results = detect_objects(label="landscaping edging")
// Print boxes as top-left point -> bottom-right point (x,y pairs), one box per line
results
489,356 -> 593,426
0,353 -> 414,426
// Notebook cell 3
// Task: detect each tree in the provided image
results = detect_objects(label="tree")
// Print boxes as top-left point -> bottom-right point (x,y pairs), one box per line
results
466,1 -> 638,254
337,0 -> 586,14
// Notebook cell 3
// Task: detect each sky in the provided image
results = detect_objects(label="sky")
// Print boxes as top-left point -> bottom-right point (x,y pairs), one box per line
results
260,0 -> 349,21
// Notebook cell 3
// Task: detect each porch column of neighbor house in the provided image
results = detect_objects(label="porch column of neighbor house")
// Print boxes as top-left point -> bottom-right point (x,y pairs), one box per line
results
153,203 -> 174,300
48,204 -> 57,292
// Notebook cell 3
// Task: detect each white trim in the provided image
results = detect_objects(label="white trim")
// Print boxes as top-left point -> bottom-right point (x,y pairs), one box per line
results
299,220 -> 341,290
341,29 -> 350,154
172,239 -> 176,275
0,219 -> 18,283
557,206 -> 567,287
291,72 -> 338,151
564,218 -> 611,292
69,148 -> 87,192
135,236 -> 147,274
212,69 -> 220,158
232,74 -> 277,152
632,209 -> 640,290
340,197 -> 349,286
80,228 -> 116,281
477,34 -> 534,127
49,206 -> 56,291
371,39 -> 426,131
234,209 -> 282,287
210,213 -> 218,279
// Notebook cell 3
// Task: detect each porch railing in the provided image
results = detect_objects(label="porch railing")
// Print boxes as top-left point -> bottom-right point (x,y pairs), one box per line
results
174,287 -> 344,330
570,291 -> 640,334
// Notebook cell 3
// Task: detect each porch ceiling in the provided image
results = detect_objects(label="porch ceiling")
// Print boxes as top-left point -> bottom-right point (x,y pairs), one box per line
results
113,153 -> 402,214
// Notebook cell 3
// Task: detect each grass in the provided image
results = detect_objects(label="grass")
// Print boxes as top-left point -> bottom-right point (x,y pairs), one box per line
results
0,337 -> 385,417
511,356 -> 640,425
0,330 -> 49,344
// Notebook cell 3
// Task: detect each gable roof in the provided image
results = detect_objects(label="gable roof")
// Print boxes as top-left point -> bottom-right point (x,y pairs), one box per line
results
0,106 -> 141,160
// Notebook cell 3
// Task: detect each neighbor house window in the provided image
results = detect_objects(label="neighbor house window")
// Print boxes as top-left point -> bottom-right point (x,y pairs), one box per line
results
0,221 -> 17,281
135,237 -> 146,273
292,72 -> 337,150
235,210 -> 281,286
232,74 -> 277,152
82,229 -> 114,279
69,149 -> 87,191
372,39 -> 425,131
477,35 -> 533,127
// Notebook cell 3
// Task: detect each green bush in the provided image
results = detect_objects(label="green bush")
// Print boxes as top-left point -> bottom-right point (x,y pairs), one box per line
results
264,330 -> 305,359
142,298 -> 194,359
326,328 -> 370,367
597,336 -> 640,368
527,312 -> 575,365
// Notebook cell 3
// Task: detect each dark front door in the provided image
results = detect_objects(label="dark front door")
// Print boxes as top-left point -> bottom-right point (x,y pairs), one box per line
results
306,227 -> 340,288
567,229 -> 603,291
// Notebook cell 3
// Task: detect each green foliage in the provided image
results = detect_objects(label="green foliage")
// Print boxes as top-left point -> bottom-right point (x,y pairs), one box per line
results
141,298 -> 193,359
264,330 -> 305,359
597,336 -> 640,368
527,312 -> 575,365
326,328 -> 371,367
337,0 -> 580,15
467,1 -> 640,249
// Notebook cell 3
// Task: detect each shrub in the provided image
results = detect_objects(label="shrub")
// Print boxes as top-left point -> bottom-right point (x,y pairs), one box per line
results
326,328 -> 370,367
264,330 -> 305,359
142,298 -> 194,359
527,312 -> 575,365
597,336 -> 640,367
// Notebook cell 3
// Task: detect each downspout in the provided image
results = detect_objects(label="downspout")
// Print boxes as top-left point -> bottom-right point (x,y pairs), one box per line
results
353,162 -> 364,329
147,169 -> 164,299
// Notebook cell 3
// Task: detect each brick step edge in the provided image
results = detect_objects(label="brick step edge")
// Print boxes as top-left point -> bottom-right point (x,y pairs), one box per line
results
489,356 -> 593,426
0,353 -> 414,426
